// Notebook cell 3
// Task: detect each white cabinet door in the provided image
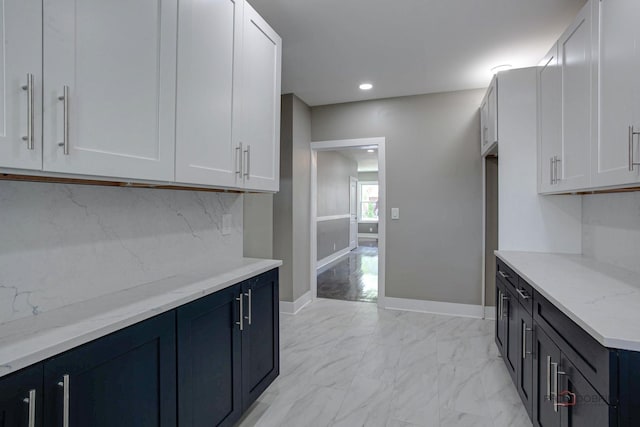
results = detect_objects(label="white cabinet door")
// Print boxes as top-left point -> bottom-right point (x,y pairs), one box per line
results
480,98 -> 489,153
238,2 -> 282,192
42,0 -> 178,182
592,0 -> 640,187
0,0 -> 42,170
556,1 -> 593,191
175,0 -> 243,188
538,44 -> 562,193
487,77 -> 498,145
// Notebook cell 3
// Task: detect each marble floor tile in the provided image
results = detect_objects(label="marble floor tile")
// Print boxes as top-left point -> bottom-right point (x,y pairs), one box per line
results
236,298 -> 532,427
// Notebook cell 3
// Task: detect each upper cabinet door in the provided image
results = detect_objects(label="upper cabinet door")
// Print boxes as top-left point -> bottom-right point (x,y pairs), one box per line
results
42,0 -> 178,182
175,0 -> 243,188
538,44 -> 562,194
238,3 -> 282,192
0,0 -> 42,171
487,77 -> 498,145
480,98 -> 489,153
556,1 -> 593,191
592,0 -> 640,187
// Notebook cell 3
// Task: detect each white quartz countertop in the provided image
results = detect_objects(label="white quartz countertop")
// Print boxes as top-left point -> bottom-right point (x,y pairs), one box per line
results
0,257 -> 282,378
495,251 -> 640,352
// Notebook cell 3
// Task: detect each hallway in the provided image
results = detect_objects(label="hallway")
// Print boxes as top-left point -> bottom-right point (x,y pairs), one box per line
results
317,239 -> 378,303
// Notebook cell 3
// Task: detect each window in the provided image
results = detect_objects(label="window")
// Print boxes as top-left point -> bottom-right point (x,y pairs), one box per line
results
358,181 -> 379,222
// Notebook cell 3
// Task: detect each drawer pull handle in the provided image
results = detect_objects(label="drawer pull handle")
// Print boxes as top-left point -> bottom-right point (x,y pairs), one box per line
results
497,270 -> 510,280
516,288 -> 531,300
57,374 -> 70,427
22,389 -> 36,427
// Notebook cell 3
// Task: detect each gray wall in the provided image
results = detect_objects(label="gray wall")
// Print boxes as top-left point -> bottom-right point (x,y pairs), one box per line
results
317,151 -> 357,260
272,94 -> 312,302
311,89 -> 485,305
582,192 -> 640,274
317,151 -> 357,216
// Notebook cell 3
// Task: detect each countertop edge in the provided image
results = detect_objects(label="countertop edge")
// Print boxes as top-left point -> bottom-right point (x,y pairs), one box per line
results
0,259 -> 282,379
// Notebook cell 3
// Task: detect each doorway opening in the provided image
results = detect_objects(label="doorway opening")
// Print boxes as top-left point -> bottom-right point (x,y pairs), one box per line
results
310,137 -> 386,306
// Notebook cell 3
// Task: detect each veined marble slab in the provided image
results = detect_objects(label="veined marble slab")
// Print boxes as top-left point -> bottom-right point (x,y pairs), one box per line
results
0,258 -> 281,378
495,251 -> 640,352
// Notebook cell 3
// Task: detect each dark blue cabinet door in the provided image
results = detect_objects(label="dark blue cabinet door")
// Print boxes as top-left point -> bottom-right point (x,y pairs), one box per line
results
177,283 -> 243,427
0,364 -> 43,427
241,269 -> 279,410
43,312 -> 176,427
533,327 -> 561,427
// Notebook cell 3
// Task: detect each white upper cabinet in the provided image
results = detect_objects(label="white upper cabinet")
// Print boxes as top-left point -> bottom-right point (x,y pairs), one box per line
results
538,43 -> 561,193
592,0 -> 640,187
176,0 -> 243,188
556,1 -> 593,192
0,0 -> 42,170
42,0 -> 178,182
237,2 -> 282,192
480,76 -> 498,156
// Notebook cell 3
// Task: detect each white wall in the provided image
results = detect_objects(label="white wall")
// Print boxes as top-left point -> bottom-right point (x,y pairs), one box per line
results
582,192 -> 640,274
0,181 -> 243,324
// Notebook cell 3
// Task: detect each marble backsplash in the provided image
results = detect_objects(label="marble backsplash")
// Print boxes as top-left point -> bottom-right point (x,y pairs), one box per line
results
582,192 -> 640,274
0,181 -> 243,324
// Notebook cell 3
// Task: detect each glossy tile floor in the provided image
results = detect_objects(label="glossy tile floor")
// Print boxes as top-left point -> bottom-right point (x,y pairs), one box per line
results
237,298 -> 530,427
317,239 -> 378,303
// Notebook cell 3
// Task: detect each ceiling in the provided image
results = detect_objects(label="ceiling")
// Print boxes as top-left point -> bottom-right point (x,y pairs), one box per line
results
249,0 -> 586,106
340,148 -> 379,173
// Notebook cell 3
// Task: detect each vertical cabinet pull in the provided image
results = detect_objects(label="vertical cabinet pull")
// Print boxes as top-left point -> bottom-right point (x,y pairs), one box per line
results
552,361 -> 566,412
629,125 -> 640,171
244,289 -> 252,325
500,294 -> 509,319
21,74 -> 35,150
22,389 -> 36,427
550,157 -> 554,185
236,143 -> 243,177
554,156 -> 561,183
243,145 -> 251,179
498,290 -> 502,318
521,323 -> 533,359
546,355 -> 552,401
57,374 -> 70,427
236,294 -> 244,331
58,86 -> 70,155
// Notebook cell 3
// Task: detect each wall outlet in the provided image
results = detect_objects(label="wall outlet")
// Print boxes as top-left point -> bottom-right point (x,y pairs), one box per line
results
391,208 -> 400,220
222,214 -> 232,235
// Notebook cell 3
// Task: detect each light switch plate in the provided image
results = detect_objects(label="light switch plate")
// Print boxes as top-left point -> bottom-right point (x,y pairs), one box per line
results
222,214 -> 232,235
391,208 -> 400,220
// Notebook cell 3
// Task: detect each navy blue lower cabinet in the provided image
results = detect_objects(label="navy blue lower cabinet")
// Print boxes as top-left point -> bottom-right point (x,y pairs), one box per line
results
241,269 -> 279,410
43,311 -> 177,427
533,327 -> 561,427
0,364 -> 43,427
177,283 -> 243,427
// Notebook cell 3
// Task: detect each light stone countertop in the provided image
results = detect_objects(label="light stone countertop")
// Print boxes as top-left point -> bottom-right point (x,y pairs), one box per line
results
495,251 -> 640,352
0,257 -> 282,378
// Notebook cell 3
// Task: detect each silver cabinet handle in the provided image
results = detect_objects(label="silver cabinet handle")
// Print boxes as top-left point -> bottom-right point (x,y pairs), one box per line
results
21,74 -> 35,150
57,374 -> 70,427
629,126 -> 640,171
516,288 -> 531,300
550,157 -> 554,185
546,356 -> 552,401
236,142 -> 243,176
22,389 -> 36,427
501,294 -> 509,319
498,290 -> 502,319
554,156 -> 561,183
243,145 -> 251,179
497,270 -> 510,280
552,362 -> 566,412
521,323 -> 533,359
58,86 -> 69,155
244,289 -> 252,325
236,294 -> 244,331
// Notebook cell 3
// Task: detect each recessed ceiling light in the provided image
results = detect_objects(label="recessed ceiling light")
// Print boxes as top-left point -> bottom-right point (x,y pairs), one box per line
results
359,83 -> 373,90
491,64 -> 512,74
367,149 -> 375,153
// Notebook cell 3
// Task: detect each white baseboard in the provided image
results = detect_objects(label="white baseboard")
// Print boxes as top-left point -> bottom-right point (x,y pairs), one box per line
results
358,233 -> 378,239
383,297 -> 484,319
484,306 -> 496,320
316,247 -> 351,270
279,291 -> 312,315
